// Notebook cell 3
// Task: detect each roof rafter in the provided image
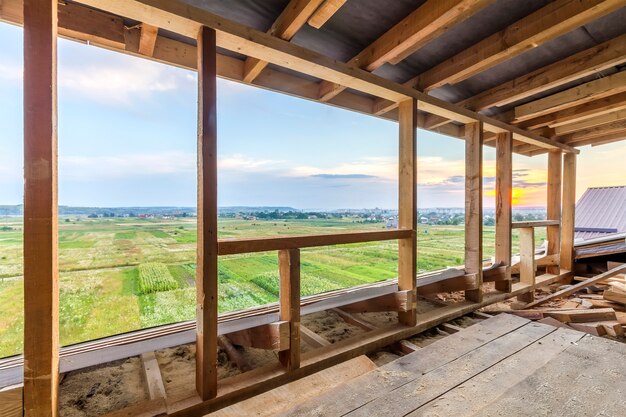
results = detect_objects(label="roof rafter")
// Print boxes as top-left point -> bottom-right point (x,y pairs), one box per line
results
307,0 -> 346,29
138,23 -> 158,56
554,108 -> 626,135
318,0 -> 493,101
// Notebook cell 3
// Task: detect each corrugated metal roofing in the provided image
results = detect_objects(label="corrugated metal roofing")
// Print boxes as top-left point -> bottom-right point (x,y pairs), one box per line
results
575,186 -> 626,240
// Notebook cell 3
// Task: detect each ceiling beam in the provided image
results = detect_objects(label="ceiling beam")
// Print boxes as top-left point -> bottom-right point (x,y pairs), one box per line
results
243,0 -> 325,83
559,119 -> 626,144
554,108 -> 626,135
307,0 -> 346,29
514,70 -> 626,122
318,0 -> 492,101
138,23 -> 158,56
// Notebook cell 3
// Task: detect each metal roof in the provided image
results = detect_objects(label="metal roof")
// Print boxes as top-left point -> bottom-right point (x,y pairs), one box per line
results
575,186 -> 626,240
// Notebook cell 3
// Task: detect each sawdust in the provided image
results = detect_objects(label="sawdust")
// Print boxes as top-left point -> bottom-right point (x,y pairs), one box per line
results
354,311 -> 397,327
406,328 -> 447,347
368,351 -> 400,366
301,310 -> 366,343
59,357 -> 148,417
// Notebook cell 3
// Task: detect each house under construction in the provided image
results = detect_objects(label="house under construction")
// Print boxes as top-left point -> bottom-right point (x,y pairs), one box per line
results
2,0 -> 626,416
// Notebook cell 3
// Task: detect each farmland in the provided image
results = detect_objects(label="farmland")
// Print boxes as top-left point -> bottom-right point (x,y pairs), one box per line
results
0,215 -> 545,357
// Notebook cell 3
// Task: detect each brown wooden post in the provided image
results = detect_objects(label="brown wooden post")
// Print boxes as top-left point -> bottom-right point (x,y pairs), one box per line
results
546,150 -> 562,274
398,98 -> 417,326
560,153 -> 577,271
278,249 -> 301,370
23,0 -> 59,415
517,227 -> 536,303
464,122 -> 483,303
196,25 -> 218,401
495,132 -> 512,292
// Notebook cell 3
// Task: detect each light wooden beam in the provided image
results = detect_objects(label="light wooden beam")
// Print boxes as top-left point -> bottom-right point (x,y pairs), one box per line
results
546,151 -> 562,275
318,0 -> 491,101
398,98 -> 418,326
560,119 -> 626,144
243,0 -> 324,83
307,0 -> 346,28
494,132 -> 512,293
560,153 -> 577,271
278,249 -> 301,370
227,322 -> 290,351
138,22 -> 158,56
196,25 -> 218,401
23,0 -> 59,415
554,108 -> 626,135
516,228 -> 536,303
464,122 -> 483,303
514,71 -> 626,122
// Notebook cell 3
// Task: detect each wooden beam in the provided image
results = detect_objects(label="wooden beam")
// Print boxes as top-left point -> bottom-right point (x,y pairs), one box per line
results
217,336 -> 251,372
463,34 -> 626,112
138,23 -> 158,56
554,108 -> 626,135
243,0 -> 324,83
560,153 -> 577,271
307,0 -> 346,28
23,0 -> 59,415
559,119 -> 626,144
196,25 -> 218,401
227,322 -> 290,351
300,325 -> 331,348
511,220 -> 560,228
525,264 -> 626,309
398,98 -> 418,326
514,71 -> 626,122
416,0 -> 623,92
278,249 -> 301,370
141,351 -> 166,400
331,308 -> 377,331
318,0 -> 492,100
517,228 -> 536,303
546,151 -> 562,275
495,132 -> 512,292
341,290 -> 415,314
464,122 -> 483,303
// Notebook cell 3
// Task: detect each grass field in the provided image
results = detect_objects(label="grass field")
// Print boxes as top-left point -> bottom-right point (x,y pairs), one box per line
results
0,216 -> 545,357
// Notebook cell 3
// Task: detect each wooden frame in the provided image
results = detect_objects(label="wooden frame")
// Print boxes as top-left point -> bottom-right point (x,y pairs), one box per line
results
494,132 -> 512,292
560,153 -> 577,271
278,249 -> 301,370
546,151 -> 562,275
196,25 -> 218,401
22,0 -> 59,415
464,122 -> 483,302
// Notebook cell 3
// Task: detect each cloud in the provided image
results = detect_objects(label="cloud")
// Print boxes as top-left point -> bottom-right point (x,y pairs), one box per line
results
0,62 -> 21,81
311,174 -> 377,179
219,154 -> 284,172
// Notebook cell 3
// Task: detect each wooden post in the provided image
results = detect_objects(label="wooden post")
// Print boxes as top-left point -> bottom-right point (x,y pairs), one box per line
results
517,228 -> 536,303
560,153 -> 577,271
23,0 -> 59,415
494,132 -> 512,293
196,25 -> 218,401
278,249 -> 301,370
464,122 -> 483,303
398,98 -> 417,326
546,150 -> 562,274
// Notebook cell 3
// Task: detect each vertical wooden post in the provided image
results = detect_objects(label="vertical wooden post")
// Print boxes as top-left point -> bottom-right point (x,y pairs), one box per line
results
517,227 -> 536,303
196,25 -> 218,401
23,1 -> 59,415
560,153 -> 577,271
464,122 -> 483,303
278,249 -> 301,370
547,150 -> 562,275
398,98 -> 417,326
495,132 -> 512,293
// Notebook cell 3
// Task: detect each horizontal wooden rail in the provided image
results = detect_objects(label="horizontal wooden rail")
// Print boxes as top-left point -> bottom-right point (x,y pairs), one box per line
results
218,229 -> 412,255
512,220 -> 560,229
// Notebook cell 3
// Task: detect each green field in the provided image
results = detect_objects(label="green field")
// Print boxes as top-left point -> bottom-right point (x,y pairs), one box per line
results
0,216 -> 545,357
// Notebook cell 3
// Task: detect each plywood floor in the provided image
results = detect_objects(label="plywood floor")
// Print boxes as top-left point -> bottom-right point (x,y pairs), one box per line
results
281,313 -> 626,417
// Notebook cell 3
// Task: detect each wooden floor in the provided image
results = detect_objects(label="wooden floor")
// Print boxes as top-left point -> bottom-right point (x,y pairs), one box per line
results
280,313 -> 626,417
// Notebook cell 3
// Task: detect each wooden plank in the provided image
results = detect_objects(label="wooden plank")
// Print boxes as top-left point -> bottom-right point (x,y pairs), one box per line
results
341,290 -> 414,314
196,25 -> 219,401
517,228 -> 536,303
544,308 -> 617,323
331,308 -> 376,331
0,386 -> 22,417
277,314 -> 532,417
299,325 -> 331,348
560,153 -> 576,271
555,108 -> 626,135
344,322 -> 557,417
405,327 -> 584,417
138,23 -> 158,56
140,351 -> 166,400
560,119 -> 626,144
243,0 -> 324,82
512,220 -> 560,228
495,132 -> 512,292
546,151 -> 562,275
210,356 -> 376,417
218,229 -> 412,255
396,340 -> 420,354
278,249 -> 301,370
514,70 -> 626,122
227,322 -> 290,351
23,0 -> 59,415
524,264 -> 626,308
464,122 -> 483,302
307,0 -> 346,28
398,98 -> 418,325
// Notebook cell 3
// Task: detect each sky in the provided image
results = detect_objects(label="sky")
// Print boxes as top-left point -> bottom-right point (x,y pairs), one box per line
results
0,22 -> 624,209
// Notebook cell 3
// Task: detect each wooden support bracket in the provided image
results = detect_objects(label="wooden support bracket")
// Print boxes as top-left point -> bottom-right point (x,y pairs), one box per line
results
227,321 -> 290,351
